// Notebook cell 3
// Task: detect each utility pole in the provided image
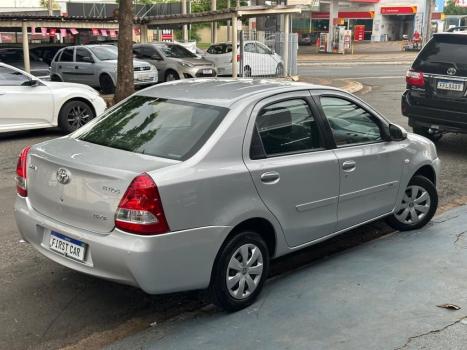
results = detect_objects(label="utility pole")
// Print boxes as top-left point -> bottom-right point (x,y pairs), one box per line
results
48,0 -> 53,16
211,0 -> 217,43
423,0 -> 433,46
182,0 -> 188,42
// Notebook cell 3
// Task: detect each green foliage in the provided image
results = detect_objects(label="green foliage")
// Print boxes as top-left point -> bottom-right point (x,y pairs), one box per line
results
444,0 -> 467,15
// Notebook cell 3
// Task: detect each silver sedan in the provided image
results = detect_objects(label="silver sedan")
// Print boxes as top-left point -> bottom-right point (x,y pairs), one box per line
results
15,79 -> 440,311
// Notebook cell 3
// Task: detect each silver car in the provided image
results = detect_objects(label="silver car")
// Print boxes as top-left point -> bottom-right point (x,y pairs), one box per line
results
133,42 -> 216,82
50,45 -> 158,94
15,80 -> 440,311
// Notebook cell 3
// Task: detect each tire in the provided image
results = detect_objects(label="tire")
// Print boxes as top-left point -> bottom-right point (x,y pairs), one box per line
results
209,231 -> 270,312
386,175 -> 438,231
276,63 -> 284,77
165,70 -> 180,82
50,74 -> 62,82
99,74 -> 115,94
58,100 -> 95,133
243,66 -> 252,78
413,126 -> 443,143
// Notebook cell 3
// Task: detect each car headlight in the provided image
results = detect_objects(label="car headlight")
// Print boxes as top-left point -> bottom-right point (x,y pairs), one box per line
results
181,62 -> 194,68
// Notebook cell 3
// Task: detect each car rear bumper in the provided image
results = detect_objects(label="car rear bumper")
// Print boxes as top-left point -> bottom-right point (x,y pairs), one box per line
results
14,196 -> 231,294
402,90 -> 467,133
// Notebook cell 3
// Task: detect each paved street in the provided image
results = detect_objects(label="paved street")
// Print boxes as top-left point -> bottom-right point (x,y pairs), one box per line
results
0,63 -> 466,350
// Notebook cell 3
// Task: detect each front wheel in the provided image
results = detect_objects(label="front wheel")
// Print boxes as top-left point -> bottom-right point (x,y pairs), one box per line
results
386,175 -> 438,231
209,231 -> 269,312
165,70 -> 180,81
276,63 -> 284,77
99,74 -> 115,94
58,100 -> 95,133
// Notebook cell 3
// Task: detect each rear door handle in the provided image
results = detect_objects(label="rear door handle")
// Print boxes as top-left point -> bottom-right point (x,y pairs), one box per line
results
342,160 -> 356,172
75,66 -> 79,69
260,171 -> 280,184
58,65 -> 62,69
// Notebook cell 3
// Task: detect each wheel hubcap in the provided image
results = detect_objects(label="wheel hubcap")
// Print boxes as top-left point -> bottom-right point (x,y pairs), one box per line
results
226,243 -> 263,300
395,185 -> 431,225
67,105 -> 91,129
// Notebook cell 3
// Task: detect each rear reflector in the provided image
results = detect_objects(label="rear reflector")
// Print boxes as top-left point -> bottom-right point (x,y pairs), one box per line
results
16,146 -> 31,197
406,69 -> 425,88
115,173 -> 169,235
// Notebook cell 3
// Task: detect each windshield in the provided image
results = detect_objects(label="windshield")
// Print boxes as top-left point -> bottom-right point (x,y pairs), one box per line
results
89,45 -> 118,61
75,96 -> 228,161
156,44 -> 197,58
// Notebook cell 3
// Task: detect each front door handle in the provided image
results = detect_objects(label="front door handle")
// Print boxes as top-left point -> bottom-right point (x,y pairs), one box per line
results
342,160 -> 356,172
75,66 -> 79,69
260,171 -> 280,184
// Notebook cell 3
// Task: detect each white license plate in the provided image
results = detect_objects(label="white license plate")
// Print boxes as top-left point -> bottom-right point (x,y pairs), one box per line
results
49,232 -> 87,262
437,80 -> 464,92
136,73 -> 153,81
202,69 -> 213,75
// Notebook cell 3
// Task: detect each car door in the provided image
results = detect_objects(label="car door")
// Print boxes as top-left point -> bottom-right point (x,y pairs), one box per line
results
0,65 -> 54,130
73,47 -> 96,85
243,91 -> 339,248
57,47 -> 76,82
243,42 -> 259,75
141,46 -> 166,82
314,91 -> 404,230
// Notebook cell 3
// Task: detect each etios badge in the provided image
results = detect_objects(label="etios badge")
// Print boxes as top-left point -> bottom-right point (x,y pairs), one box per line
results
56,168 -> 71,184
447,67 -> 457,76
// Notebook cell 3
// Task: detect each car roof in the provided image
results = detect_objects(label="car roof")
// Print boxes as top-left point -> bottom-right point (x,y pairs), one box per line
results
137,78 -> 337,108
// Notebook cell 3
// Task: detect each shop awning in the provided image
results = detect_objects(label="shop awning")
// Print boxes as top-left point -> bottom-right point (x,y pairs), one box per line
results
311,11 -> 374,19
380,6 -> 417,15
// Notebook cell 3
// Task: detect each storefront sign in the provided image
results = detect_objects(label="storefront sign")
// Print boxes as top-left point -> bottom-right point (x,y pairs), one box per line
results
354,25 -> 365,41
380,6 -> 417,15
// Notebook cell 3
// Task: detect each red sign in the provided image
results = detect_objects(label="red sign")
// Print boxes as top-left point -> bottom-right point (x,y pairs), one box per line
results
354,25 -> 365,41
49,28 -> 56,37
91,28 -> 99,36
381,6 -> 417,15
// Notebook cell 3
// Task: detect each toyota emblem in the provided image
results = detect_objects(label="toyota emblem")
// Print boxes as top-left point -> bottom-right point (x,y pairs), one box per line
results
56,168 -> 71,185
447,67 -> 457,76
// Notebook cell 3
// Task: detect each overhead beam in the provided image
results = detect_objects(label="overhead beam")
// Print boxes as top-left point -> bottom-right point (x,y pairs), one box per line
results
0,20 -> 119,29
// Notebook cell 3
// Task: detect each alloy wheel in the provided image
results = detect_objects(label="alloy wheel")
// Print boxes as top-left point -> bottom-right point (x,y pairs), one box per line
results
67,105 -> 92,129
394,185 -> 431,225
226,243 -> 264,300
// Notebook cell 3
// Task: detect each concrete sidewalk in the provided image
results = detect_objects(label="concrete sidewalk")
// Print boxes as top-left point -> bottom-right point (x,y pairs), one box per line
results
107,205 -> 467,350
298,52 -> 417,65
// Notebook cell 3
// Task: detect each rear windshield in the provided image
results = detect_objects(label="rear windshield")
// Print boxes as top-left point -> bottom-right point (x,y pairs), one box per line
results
76,96 -> 228,161
207,44 -> 233,54
413,34 -> 467,75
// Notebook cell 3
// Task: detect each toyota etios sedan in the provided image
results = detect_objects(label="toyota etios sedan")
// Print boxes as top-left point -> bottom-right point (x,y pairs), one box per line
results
15,80 -> 440,311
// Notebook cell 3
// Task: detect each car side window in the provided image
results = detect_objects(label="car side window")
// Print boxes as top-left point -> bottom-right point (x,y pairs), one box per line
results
244,43 -> 257,53
59,48 -> 74,62
253,99 -> 323,157
143,47 -> 161,60
0,66 -> 30,86
320,96 -> 383,147
256,43 -> 272,55
76,48 -> 93,63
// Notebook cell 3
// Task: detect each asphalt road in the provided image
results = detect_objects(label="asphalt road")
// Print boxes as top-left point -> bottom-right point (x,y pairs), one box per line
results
1,64 -> 466,350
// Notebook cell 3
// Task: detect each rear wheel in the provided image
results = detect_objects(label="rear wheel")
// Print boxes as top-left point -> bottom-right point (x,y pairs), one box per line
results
413,126 -> 443,143
209,231 -> 269,312
386,175 -> 438,231
58,100 -> 95,133
50,74 -> 62,82
165,70 -> 180,82
99,74 -> 115,94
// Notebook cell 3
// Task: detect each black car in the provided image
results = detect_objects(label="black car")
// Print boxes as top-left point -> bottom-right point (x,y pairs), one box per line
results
0,47 -> 50,77
401,33 -> 467,142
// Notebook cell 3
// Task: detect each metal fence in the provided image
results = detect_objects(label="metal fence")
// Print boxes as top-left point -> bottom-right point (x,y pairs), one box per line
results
238,30 -> 298,78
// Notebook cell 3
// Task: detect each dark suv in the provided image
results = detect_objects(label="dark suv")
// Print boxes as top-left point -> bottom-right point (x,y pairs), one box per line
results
402,33 -> 467,141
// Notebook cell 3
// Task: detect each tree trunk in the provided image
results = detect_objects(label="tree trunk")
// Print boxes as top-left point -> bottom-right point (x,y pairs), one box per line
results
114,0 -> 134,104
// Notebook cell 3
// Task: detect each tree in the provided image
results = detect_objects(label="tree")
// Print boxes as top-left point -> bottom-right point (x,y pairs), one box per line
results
114,0 -> 135,104
444,0 -> 467,15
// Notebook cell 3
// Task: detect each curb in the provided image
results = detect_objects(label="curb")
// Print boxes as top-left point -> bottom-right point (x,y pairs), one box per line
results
298,61 -> 413,66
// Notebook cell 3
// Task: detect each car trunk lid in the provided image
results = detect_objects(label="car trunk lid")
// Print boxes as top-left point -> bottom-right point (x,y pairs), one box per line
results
27,137 -> 178,233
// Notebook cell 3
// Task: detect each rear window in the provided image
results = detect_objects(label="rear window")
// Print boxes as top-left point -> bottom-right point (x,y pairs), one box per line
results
207,44 -> 232,54
75,96 -> 228,161
413,34 -> 467,75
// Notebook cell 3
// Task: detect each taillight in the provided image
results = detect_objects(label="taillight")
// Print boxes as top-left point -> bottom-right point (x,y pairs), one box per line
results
236,54 -> 240,62
115,173 -> 169,235
16,146 -> 31,197
406,69 -> 425,88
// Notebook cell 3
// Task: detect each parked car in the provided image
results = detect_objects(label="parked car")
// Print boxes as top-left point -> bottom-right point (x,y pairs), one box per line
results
50,45 -> 158,94
0,47 -> 50,77
15,79 -> 439,311
204,41 -> 284,77
31,45 -> 65,65
402,32 -> 467,141
0,62 -> 106,133
133,42 -> 216,82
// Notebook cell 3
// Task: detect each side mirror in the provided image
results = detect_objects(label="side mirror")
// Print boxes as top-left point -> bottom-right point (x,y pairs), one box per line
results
389,124 -> 407,141
82,56 -> 94,63
22,79 -> 40,87
151,54 -> 162,61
